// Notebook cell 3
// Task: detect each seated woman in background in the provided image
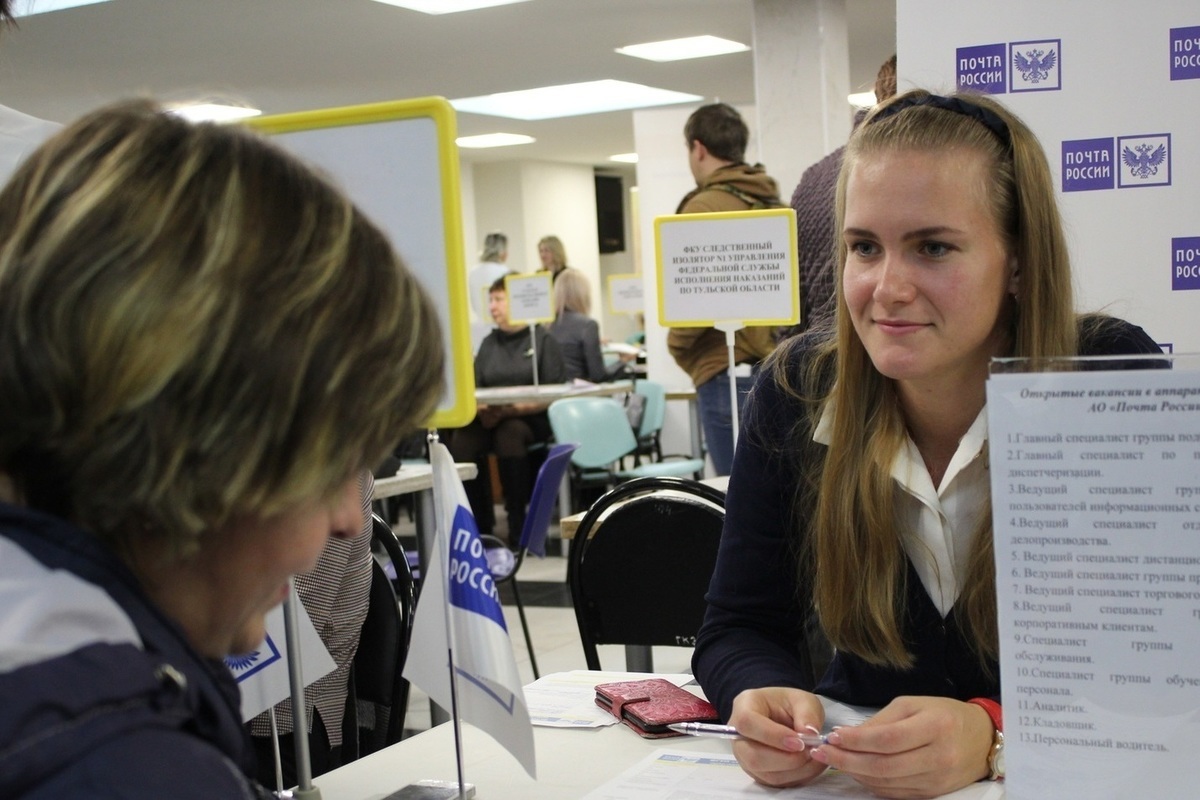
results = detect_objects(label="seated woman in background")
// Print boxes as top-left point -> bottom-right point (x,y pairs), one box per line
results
547,268 -> 635,383
692,90 -> 1160,799
448,275 -> 566,542
0,100 -> 443,798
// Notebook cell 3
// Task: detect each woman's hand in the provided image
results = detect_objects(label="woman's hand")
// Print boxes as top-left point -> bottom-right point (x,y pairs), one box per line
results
727,687 -> 829,788
808,696 -> 993,799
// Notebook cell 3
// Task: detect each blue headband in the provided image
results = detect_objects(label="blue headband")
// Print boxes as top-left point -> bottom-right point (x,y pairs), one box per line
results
868,93 -> 1012,149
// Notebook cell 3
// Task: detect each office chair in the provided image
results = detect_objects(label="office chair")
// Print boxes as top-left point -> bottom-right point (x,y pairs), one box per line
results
567,476 -> 725,671
547,396 -> 704,509
479,442 -> 576,679
631,378 -> 666,464
347,513 -> 416,757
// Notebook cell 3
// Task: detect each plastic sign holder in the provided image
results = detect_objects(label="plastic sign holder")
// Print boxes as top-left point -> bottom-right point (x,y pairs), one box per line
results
655,208 -> 798,448
247,97 -> 475,429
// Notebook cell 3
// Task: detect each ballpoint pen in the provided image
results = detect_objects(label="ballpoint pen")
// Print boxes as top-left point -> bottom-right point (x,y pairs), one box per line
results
667,721 -> 830,748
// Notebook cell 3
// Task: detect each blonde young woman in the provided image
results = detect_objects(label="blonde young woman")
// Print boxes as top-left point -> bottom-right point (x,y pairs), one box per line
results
0,101 -> 442,798
692,90 -> 1159,798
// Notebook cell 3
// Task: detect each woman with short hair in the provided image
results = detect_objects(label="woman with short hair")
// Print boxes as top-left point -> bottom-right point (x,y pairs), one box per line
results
0,100 -> 443,798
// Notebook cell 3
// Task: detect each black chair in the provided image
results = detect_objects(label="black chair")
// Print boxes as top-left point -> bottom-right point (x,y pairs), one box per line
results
345,513 -> 416,758
568,476 -> 725,672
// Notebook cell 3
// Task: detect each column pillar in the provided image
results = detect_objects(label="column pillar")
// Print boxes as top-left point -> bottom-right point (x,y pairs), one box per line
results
751,0 -> 852,194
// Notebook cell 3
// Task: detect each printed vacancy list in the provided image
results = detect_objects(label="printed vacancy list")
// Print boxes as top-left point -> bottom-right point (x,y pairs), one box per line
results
987,362 -> 1200,800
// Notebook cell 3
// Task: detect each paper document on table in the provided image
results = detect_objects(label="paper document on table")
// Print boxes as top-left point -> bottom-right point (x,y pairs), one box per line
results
524,670 -> 694,727
580,749 -> 1004,799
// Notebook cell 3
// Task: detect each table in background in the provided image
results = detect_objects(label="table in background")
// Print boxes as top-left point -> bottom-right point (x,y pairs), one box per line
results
475,379 -> 633,406
665,386 -> 702,465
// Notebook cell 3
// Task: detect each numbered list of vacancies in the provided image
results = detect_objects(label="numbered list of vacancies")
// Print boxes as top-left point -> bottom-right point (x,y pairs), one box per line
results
987,365 -> 1200,798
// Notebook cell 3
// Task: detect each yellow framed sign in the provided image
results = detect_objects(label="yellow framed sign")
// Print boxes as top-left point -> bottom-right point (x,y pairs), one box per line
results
654,208 -> 799,328
505,272 -> 555,326
607,273 -> 644,315
247,97 -> 475,428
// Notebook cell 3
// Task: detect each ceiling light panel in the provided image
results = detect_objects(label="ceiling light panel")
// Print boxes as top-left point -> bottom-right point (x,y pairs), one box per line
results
368,0 -> 531,14
451,80 -> 702,121
12,0 -> 110,16
616,35 -> 750,63
456,133 -> 536,149
166,104 -> 262,123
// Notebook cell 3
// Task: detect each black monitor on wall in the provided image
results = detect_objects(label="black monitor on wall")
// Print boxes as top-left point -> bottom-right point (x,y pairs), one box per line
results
595,174 -> 625,254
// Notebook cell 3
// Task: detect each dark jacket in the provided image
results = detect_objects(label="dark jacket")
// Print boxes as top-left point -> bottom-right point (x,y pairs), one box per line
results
692,318 -> 1162,720
0,504 -> 269,799
476,324 -> 566,388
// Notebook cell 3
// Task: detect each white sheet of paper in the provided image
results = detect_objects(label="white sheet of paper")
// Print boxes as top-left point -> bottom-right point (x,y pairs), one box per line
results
523,670 -> 694,728
987,363 -> 1200,798
226,598 -> 336,722
580,749 -> 1004,800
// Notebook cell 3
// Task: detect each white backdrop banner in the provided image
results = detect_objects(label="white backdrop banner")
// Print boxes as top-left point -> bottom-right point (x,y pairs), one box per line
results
899,2 -> 1198,353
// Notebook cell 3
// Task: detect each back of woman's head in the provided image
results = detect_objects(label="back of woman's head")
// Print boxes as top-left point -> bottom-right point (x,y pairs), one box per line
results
480,231 -> 507,263
0,100 -> 444,557
834,89 -> 1076,367
553,268 -> 591,316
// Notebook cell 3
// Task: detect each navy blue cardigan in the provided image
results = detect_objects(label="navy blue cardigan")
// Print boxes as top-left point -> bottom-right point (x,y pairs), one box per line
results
692,317 -> 1162,720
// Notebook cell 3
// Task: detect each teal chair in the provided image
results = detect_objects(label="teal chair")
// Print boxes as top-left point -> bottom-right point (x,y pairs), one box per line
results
548,397 -> 704,507
632,379 -> 667,464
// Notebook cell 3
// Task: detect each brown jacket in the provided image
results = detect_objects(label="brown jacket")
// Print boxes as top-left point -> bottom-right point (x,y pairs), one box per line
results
667,162 -> 783,386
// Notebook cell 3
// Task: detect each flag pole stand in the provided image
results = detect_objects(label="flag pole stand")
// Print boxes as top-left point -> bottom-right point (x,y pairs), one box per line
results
392,431 -> 475,800
714,320 -> 745,453
279,577 -> 321,799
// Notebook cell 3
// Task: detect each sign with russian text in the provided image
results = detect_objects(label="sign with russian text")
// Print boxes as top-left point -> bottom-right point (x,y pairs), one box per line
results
987,355 -> 1199,800
654,208 -> 798,327
505,272 -> 554,325
607,273 -> 645,315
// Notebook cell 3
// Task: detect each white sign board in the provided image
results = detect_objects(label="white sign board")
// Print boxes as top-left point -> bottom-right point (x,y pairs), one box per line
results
654,208 -> 798,326
248,98 -> 475,428
607,273 -> 645,315
506,272 -> 554,325
986,356 -> 1200,799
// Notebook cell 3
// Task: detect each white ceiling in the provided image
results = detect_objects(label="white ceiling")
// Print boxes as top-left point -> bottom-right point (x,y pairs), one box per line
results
0,0 -> 895,167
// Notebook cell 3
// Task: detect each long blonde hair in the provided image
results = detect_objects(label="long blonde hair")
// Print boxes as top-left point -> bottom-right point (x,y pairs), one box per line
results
787,90 -> 1077,668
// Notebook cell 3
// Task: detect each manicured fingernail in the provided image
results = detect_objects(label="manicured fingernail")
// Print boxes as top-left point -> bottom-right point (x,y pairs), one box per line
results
825,730 -> 842,746
809,746 -> 829,764
783,735 -> 807,752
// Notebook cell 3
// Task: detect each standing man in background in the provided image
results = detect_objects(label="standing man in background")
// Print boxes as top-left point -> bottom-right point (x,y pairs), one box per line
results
667,102 -> 781,476
0,2 -> 60,183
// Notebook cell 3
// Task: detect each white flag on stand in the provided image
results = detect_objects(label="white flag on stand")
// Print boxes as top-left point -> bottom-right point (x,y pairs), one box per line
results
404,441 -> 537,778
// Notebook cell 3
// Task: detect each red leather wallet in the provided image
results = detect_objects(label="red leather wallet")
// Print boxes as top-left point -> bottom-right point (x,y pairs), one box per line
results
594,678 -> 720,739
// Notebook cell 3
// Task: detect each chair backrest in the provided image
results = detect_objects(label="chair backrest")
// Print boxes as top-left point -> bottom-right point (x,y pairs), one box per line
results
518,442 -> 577,556
351,514 -> 416,756
568,476 -> 726,671
634,379 -> 666,439
547,397 -> 638,470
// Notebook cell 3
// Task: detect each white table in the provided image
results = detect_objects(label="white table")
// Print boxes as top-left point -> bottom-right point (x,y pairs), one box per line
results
372,462 -> 478,500
316,716 -> 731,799
475,379 -> 633,406
314,714 -> 1005,800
